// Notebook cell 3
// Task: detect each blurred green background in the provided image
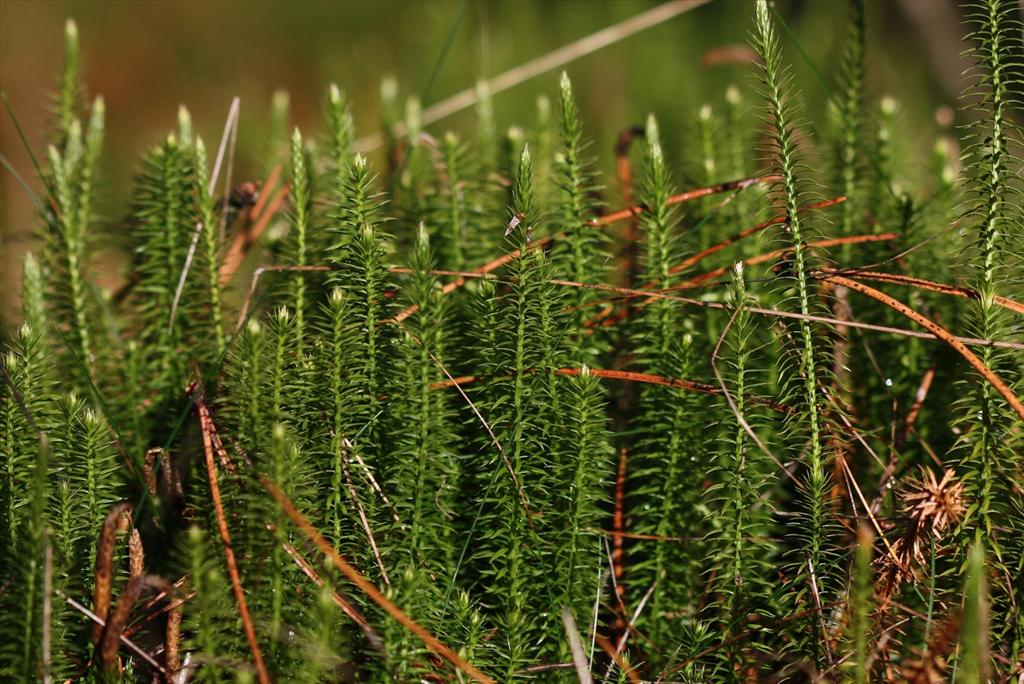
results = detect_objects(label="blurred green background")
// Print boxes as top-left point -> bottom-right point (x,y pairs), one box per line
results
1,0 -> 972,327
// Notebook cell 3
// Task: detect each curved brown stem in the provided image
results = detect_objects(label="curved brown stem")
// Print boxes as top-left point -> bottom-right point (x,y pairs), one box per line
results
393,174 -> 772,322
588,174 -> 779,227
668,196 -> 847,277
815,267 -> 1024,316
260,476 -> 496,684
92,502 -> 133,645
823,274 -> 1024,421
99,575 -> 173,674
193,385 -> 271,684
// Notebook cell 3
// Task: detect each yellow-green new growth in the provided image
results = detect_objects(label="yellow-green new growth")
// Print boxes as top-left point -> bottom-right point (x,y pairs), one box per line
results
289,127 -> 312,351
193,135 -> 225,357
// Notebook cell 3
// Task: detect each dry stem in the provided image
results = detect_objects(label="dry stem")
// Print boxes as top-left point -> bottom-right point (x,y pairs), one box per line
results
194,387 -> 271,684
260,476 -> 496,684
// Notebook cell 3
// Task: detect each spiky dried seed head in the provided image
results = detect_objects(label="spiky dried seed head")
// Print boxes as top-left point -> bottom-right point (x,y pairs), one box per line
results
902,467 -> 965,536
877,468 -> 966,595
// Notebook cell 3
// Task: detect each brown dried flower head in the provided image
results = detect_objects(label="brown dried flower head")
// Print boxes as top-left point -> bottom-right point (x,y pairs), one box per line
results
876,468 -> 966,595
902,468 -> 965,536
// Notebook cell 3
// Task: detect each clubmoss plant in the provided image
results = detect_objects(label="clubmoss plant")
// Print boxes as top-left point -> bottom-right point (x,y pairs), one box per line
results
751,0 -> 842,661
553,72 -> 606,364
3,5 -> 1023,680
627,116 -> 706,662
704,263 -> 777,677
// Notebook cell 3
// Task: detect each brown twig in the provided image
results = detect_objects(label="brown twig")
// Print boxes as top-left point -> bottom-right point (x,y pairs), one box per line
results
247,164 -> 281,223
816,268 -> 1024,315
193,385 -> 271,684
563,366 -> 792,412
900,365 -> 936,450
219,172 -> 290,286
669,196 -> 847,277
584,199 -> 850,329
393,174 -> 771,322
260,476 -> 496,684
675,232 -> 901,290
556,275 -> 1024,351
609,126 -> 645,462
588,174 -> 780,227
596,528 -> 690,542
280,539 -> 384,651
394,237 -> 552,323
823,274 -> 1024,421
614,124 -> 645,290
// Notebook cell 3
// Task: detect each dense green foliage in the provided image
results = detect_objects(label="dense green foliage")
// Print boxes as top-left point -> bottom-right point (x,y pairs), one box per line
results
2,2 -> 1023,681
